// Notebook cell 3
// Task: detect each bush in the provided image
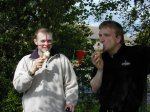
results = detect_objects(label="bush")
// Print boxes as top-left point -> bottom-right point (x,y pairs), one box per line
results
1,86 -> 22,112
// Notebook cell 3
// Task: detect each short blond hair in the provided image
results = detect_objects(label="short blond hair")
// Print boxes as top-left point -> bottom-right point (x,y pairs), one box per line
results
34,28 -> 53,39
99,21 -> 125,44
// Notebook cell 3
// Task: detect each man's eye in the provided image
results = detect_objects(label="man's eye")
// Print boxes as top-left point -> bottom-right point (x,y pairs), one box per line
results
41,40 -> 46,43
47,40 -> 52,43
104,34 -> 109,37
99,34 -> 102,37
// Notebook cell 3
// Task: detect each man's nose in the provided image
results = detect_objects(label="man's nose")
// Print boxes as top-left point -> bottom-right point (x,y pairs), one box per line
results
44,41 -> 49,46
100,37 -> 104,43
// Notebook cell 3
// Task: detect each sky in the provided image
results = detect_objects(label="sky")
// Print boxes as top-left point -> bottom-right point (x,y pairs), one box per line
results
84,0 -> 144,37
85,0 -> 99,26
85,0 -> 136,27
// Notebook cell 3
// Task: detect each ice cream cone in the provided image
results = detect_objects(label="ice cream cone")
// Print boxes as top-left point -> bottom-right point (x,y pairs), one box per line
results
42,51 -> 50,59
93,42 -> 103,67
93,42 -> 103,53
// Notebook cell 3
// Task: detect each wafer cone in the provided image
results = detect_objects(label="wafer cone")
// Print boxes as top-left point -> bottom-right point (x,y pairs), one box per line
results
93,42 -> 103,67
42,51 -> 50,59
93,42 -> 103,53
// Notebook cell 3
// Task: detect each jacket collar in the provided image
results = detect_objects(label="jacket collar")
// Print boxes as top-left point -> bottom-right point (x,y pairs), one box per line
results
103,44 -> 126,59
29,49 -> 39,59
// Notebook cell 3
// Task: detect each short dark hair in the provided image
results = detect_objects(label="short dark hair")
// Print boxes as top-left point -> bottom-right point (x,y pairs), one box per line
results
99,20 -> 124,44
34,28 -> 52,39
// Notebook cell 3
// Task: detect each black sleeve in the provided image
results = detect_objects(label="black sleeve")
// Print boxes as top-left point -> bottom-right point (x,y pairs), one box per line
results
141,46 -> 150,74
146,47 -> 150,74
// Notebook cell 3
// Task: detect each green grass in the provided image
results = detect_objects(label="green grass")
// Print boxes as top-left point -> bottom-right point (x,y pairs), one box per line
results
76,100 -> 100,112
76,102 -> 150,112
147,104 -> 150,112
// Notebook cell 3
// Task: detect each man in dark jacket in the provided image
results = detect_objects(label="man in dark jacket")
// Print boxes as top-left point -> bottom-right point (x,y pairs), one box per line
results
90,20 -> 150,112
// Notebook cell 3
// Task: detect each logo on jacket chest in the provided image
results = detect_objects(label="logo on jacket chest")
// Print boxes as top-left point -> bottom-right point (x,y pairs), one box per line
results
121,60 -> 131,66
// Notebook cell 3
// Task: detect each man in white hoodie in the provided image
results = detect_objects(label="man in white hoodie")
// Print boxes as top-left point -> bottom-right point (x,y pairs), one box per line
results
13,28 -> 78,112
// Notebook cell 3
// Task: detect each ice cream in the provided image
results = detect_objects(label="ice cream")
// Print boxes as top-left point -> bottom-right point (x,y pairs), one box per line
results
93,41 -> 103,53
43,51 -> 50,59
93,42 -> 103,66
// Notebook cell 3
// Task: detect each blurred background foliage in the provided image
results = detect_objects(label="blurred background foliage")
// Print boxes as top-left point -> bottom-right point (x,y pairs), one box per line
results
0,0 -> 149,111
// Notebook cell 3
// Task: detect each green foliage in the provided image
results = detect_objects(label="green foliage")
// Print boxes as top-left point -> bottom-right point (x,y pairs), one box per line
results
0,0 -> 93,111
0,76 -> 22,112
54,24 -> 91,58
76,100 -> 99,112
90,0 -> 150,45
0,77 -> 10,101
1,89 -> 22,112
147,104 -> 150,112
73,39 -> 100,111
135,26 -> 150,46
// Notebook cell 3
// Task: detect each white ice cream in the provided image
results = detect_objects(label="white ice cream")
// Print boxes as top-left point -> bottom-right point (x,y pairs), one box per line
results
43,51 -> 50,59
93,41 -> 103,52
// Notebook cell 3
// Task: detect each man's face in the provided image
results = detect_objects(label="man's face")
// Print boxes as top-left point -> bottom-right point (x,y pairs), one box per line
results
99,27 -> 121,53
34,32 -> 53,55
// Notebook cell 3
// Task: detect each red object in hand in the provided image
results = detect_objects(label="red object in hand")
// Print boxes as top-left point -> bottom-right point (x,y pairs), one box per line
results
76,50 -> 86,64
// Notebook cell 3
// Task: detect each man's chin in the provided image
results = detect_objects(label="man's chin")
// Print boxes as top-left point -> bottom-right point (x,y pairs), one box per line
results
43,50 -> 49,53
42,47 -> 50,51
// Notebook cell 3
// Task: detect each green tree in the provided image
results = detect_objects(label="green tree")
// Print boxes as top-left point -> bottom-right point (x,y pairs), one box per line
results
89,0 -> 150,45
0,0 -> 92,111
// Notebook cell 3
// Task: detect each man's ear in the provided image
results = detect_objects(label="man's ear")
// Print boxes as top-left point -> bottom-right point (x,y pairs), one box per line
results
34,38 -> 38,45
116,35 -> 121,44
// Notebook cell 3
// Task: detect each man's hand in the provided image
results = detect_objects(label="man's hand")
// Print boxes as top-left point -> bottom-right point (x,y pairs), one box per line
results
65,104 -> 75,112
30,57 -> 45,75
92,51 -> 104,70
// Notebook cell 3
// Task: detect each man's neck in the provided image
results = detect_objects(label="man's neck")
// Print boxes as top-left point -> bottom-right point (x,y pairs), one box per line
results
38,50 -> 43,57
109,44 -> 122,57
